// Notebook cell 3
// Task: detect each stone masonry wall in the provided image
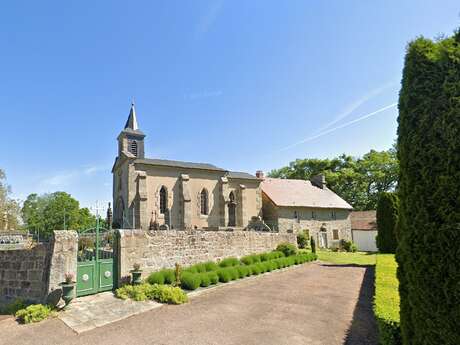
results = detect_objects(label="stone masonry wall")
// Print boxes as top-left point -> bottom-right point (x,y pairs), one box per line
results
117,229 -> 296,282
0,243 -> 51,304
0,230 -> 78,305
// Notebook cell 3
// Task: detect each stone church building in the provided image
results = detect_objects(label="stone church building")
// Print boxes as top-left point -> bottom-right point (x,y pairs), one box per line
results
112,104 -> 262,231
112,104 -> 353,248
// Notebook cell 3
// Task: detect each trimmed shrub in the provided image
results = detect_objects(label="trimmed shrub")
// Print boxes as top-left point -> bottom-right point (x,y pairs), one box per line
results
250,264 -> 261,275
310,237 -> 316,254
216,268 -> 232,283
162,269 -> 176,284
147,271 -> 165,285
228,267 -> 239,280
297,229 -> 310,249
237,265 -> 250,278
259,253 -> 270,262
203,261 -> 219,272
397,30 -> 460,345
219,257 -> 239,267
180,272 -> 201,290
240,255 -> 254,265
207,271 -> 219,285
15,304 -> 54,324
276,242 -> 297,257
376,192 -> 399,254
199,273 -> 211,287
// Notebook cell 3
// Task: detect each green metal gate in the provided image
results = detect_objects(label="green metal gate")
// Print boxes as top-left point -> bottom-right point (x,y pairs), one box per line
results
76,220 -> 116,297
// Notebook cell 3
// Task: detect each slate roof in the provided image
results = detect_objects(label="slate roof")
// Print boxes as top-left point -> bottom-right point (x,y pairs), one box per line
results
135,158 -> 226,172
261,178 -> 353,209
227,171 -> 259,180
351,211 -> 377,231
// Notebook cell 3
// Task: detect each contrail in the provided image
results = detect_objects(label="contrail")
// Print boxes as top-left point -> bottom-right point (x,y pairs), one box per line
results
278,102 -> 397,152
315,82 -> 395,134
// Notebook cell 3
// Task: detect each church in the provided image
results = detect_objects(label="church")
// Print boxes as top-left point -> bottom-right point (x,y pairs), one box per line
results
112,104 -> 263,231
112,104 -> 353,248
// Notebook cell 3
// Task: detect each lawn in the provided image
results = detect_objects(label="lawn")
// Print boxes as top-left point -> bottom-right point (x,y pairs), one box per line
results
317,250 -> 376,266
374,254 -> 401,344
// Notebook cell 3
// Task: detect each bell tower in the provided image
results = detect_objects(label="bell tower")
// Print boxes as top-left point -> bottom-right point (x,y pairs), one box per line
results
117,103 -> 145,159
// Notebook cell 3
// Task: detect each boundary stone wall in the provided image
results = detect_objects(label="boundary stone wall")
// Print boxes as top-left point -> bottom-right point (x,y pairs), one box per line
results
0,243 -> 51,304
0,230 -> 78,305
117,229 -> 296,282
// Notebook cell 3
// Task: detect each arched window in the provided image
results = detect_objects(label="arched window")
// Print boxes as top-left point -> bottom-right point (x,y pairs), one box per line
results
130,140 -> 138,156
228,191 -> 236,227
229,191 -> 235,203
200,189 -> 208,215
159,186 -> 167,214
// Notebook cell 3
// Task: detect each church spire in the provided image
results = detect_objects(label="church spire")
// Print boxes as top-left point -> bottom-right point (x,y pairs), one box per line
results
124,102 -> 139,130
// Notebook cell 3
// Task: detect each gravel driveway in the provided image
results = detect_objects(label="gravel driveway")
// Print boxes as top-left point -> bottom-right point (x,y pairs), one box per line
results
0,262 -> 377,345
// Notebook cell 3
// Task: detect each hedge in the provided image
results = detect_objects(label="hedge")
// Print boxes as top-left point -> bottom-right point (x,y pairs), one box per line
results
376,192 -> 399,253
397,29 -> 460,345
374,254 -> 401,345
144,250 -> 317,291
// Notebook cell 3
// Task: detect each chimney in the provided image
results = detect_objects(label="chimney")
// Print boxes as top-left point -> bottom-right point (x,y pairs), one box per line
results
311,174 -> 326,189
255,170 -> 264,179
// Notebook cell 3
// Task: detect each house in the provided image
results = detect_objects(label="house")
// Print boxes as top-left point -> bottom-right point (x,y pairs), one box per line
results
350,210 -> 378,252
112,104 -> 263,230
260,175 -> 353,248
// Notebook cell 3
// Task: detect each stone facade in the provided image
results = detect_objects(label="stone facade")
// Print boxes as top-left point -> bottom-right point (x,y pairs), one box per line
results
262,193 -> 352,248
116,229 -> 296,282
112,105 -> 263,232
0,243 -> 51,303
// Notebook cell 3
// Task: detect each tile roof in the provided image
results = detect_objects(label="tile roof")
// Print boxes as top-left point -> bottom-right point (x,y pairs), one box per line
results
261,178 -> 353,209
351,211 -> 377,231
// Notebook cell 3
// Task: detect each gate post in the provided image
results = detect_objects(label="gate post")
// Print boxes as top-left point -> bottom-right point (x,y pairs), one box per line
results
47,230 -> 78,295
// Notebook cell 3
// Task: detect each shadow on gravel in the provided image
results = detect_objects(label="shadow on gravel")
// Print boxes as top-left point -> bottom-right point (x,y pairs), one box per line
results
320,263 -> 378,345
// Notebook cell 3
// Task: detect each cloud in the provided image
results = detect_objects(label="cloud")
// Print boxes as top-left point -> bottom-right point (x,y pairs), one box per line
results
38,164 -> 110,190
184,90 -> 223,100
278,103 -> 397,152
195,0 -> 225,37
315,82 -> 395,134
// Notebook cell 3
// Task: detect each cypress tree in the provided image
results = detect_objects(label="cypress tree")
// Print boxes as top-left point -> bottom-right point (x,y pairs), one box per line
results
376,192 -> 399,253
397,30 -> 460,345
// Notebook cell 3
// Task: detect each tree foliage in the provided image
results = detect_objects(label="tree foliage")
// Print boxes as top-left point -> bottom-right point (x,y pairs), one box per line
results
397,30 -> 460,345
376,192 -> 399,254
21,192 -> 97,237
0,169 -> 20,230
269,149 -> 398,210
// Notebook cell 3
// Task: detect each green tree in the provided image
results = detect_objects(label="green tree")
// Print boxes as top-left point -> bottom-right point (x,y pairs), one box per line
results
376,192 -> 399,253
269,149 -> 398,210
397,30 -> 460,345
21,192 -> 97,237
0,169 -> 21,230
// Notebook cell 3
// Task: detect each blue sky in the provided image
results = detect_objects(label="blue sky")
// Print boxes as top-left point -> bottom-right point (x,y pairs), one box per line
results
1,1 -> 459,210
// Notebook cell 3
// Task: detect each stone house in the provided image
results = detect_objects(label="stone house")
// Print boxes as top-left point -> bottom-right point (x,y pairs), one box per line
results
260,175 -> 353,248
112,104 -> 263,230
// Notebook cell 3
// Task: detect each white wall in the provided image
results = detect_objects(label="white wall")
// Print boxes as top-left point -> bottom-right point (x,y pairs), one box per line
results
352,230 -> 378,252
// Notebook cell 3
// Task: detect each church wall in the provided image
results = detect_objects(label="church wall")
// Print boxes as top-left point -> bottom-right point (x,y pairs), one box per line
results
227,179 -> 262,227
140,164 -> 226,229
116,229 -> 296,282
